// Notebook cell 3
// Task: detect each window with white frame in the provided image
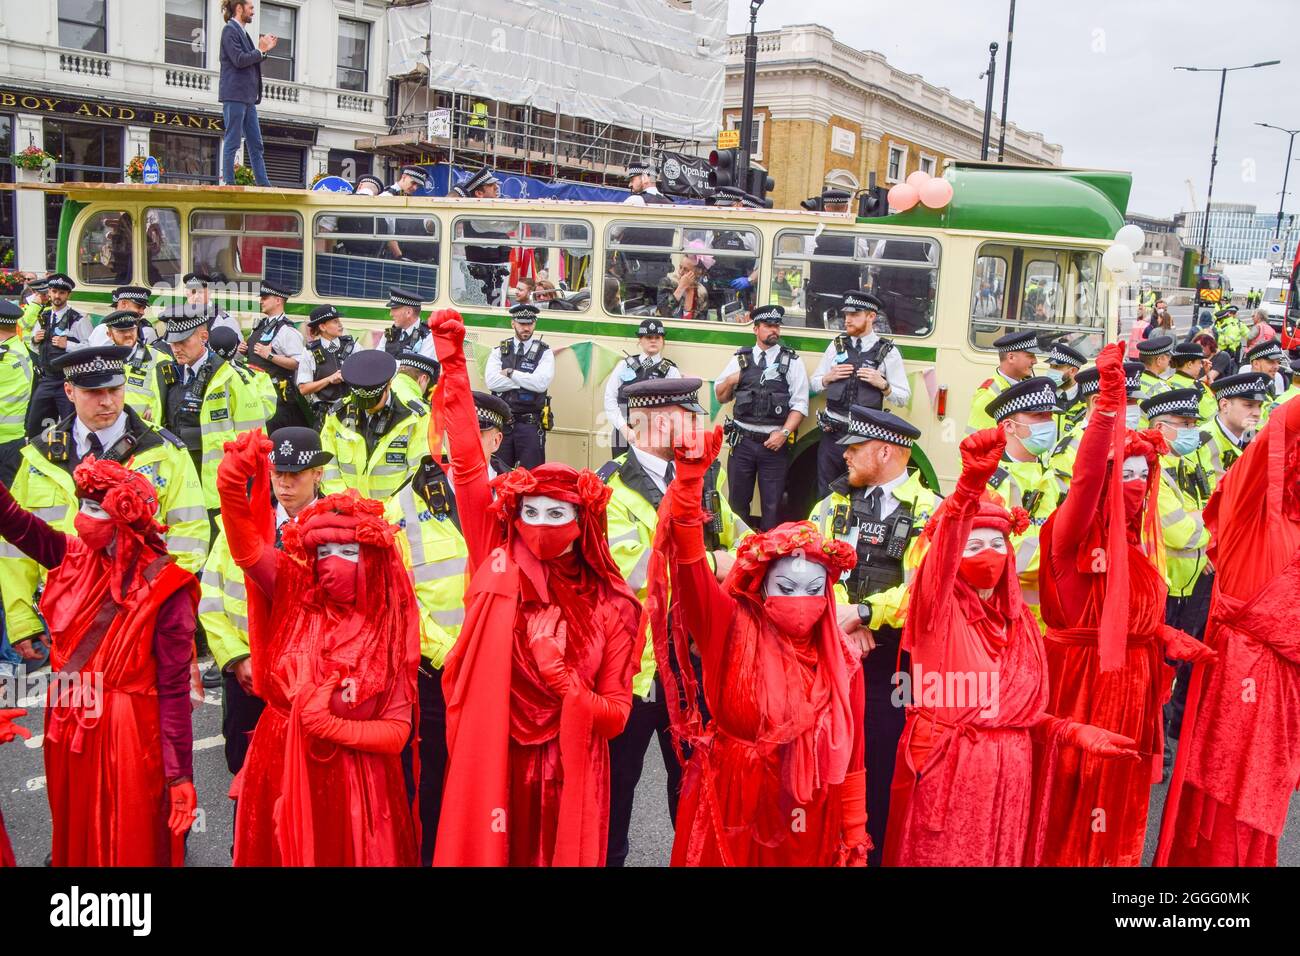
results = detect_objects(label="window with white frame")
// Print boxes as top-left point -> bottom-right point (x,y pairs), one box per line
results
919,153 -> 936,176
261,2 -> 297,82
58,0 -> 106,53
725,114 -> 764,160
164,0 -> 206,68
886,144 -> 906,182
337,18 -> 370,92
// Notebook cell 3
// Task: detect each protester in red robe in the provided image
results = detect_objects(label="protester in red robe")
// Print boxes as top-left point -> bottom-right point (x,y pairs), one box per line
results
1031,342 -> 1214,866
0,707 -> 32,866
883,429 -> 1138,867
638,425 -> 868,866
429,309 -> 641,867
0,458 -> 198,866
217,430 -> 419,866
1157,394 -> 1300,866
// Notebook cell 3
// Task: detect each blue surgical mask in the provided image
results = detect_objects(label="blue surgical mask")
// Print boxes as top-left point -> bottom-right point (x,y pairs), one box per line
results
1020,420 -> 1058,456
1169,427 -> 1200,458
1125,406 -> 1141,429
1044,368 -> 1065,386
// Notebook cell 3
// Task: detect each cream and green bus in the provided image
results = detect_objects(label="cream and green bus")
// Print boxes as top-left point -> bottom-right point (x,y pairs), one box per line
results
26,161 -> 1130,519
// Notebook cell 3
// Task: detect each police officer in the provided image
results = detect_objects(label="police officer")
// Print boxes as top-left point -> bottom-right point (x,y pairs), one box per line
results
808,404 -> 938,866
966,330 -> 1039,434
622,159 -> 674,206
599,376 -> 748,867
1168,341 -> 1215,422
185,272 -> 240,336
240,281 -> 306,431
383,287 -> 436,360
461,165 -> 500,199
1044,341 -> 1087,426
320,350 -> 430,501
87,285 -> 158,347
297,304 -> 359,424
1262,347 -> 1300,423
384,165 -> 429,197
26,273 -> 93,438
1205,371 -> 1271,480
0,300 -> 33,486
392,351 -> 439,407
385,444 -> 469,865
0,345 -> 208,655
485,303 -> 555,469
984,377 -> 1064,619
1134,334 -> 1175,411
1212,305 -> 1247,362
19,275 -> 49,338
99,309 -> 165,424
810,290 -> 910,496
202,426 -> 330,778
603,318 -> 681,454
806,189 -> 858,329
157,305 -> 266,518
1244,338 -> 1285,394
714,303 -> 810,530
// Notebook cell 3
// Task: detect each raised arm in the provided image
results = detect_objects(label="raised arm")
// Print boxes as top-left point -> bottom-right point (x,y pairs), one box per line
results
428,309 -> 498,572
0,479 -> 67,570
215,430 -> 277,597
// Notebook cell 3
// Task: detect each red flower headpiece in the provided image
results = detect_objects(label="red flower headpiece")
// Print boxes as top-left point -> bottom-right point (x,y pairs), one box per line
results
1117,427 -> 1169,465
921,493 -> 1026,542
73,456 -> 166,536
279,490 -> 396,559
488,461 -> 611,524
723,520 -> 856,597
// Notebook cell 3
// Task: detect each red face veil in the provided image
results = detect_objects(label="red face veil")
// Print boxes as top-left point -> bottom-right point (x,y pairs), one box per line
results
71,456 -> 169,603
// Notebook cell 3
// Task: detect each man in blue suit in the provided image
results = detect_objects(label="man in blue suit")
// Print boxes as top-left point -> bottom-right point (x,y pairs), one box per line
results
219,1 -> 277,187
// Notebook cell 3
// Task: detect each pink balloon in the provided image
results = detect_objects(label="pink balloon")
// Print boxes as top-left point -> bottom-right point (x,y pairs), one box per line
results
918,177 -> 954,209
906,170 -> 931,189
888,183 -> 920,211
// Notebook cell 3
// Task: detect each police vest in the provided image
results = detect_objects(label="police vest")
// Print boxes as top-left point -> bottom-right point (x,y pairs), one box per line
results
707,231 -> 754,285
1164,452 -> 1213,507
0,341 -> 34,442
809,234 -> 858,292
597,454 -> 725,553
122,343 -> 162,421
36,307 -> 85,377
496,338 -> 551,414
309,335 -> 357,403
162,357 -> 222,454
989,465 -> 1048,519
615,355 -> 677,412
824,334 -> 893,416
733,346 -> 795,427
829,479 -> 918,605
383,322 -> 431,358
246,315 -> 293,380
636,191 -> 674,205
337,214 -> 383,258
344,396 -> 417,460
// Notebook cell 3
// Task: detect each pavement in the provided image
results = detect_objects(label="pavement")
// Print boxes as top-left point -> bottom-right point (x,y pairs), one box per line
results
2,655 -> 1295,867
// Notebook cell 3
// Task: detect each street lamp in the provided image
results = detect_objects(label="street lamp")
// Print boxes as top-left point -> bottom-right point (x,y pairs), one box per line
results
1256,121 -> 1300,239
1174,61 -> 1280,286
979,43 -> 999,161
996,0 -> 1016,163
737,0 -> 764,187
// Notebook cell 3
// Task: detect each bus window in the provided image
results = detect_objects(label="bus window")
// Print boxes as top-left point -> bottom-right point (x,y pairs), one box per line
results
452,217 -> 592,311
606,222 -> 761,321
771,228 -> 938,334
314,213 -> 439,301
190,210 -> 303,295
146,208 -> 181,288
77,210 -> 133,286
969,243 -> 1106,358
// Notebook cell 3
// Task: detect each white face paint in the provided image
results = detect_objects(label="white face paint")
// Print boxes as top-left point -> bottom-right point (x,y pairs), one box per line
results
962,527 -> 1008,556
315,542 -> 361,563
519,494 -> 577,526
763,554 -> 829,598
1121,455 -> 1150,484
79,499 -> 109,520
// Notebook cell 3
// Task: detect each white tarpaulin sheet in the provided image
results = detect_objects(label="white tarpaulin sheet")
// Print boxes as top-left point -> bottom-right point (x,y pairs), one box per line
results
387,0 -> 727,140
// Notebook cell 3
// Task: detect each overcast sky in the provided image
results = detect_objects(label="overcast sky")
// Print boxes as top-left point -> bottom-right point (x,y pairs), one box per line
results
726,0 -> 1297,221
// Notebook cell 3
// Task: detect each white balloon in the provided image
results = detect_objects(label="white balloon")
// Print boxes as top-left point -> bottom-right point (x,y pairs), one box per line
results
1101,243 -> 1135,274
1114,224 -> 1146,252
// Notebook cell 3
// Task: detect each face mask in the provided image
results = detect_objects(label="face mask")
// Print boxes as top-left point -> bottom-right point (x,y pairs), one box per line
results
1123,480 -> 1147,521
958,549 -> 1006,590
1019,420 -> 1057,457
1044,368 -> 1065,386
763,595 -> 825,641
316,554 -> 359,604
1169,427 -> 1200,458
515,519 -> 580,561
1125,406 -> 1141,429
73,509 -> 115,552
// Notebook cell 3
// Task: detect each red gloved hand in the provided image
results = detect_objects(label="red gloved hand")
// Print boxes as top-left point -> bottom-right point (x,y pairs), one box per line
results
220,427 -> 272,478
527,606 -> 572,695
956,427 -> 1006,496
1061,720 -> 1141,759
1094,342 -> 1128,415
167,779 -> 197,836
427,308 -> 466,364
669,424 -> 723,522
838,769 -> 869,866
1161,625 -> 1217,664
297,670 -> 409,754
0,708 -> 31,745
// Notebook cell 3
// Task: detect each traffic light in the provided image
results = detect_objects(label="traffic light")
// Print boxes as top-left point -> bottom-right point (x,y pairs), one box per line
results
858,185 -> 890,218
747,163 -> 775,208
708,148 -> 740,190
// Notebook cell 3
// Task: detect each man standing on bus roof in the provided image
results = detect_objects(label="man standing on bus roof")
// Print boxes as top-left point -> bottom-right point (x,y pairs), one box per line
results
26,273 -> 93,439
603,318 -> 682,455
622,159 -> 673,206
714,303 -> 810,531
383,287 -> 436,360
239,280 -> 306,431
383,166 -> 429,197
965,330 -> 1038,435
810,290 -> 910,497
218,0 -> 275,188
462,166 -> 501,199
485,303 -> 555,469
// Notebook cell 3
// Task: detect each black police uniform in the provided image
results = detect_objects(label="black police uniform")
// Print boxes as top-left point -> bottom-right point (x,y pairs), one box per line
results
706,229 -> 757,318
494,337 -> 551,469
616,195 -> 675,307
306,335 -> 357,420
807,231 -> 860,330
727,341 -> 799,531
246,309 -> 308,432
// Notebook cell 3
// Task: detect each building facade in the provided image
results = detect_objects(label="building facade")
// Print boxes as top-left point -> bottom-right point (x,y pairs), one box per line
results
722,24 -> 1062,210
1125,212 -> 1187,293
0,0 -> 389,268
1177,202 -> 1300,268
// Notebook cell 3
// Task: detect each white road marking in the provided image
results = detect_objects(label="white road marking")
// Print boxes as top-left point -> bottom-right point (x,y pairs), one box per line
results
25,776 -> 45,792
193,735 -> 224,752
23,733 -> 41,749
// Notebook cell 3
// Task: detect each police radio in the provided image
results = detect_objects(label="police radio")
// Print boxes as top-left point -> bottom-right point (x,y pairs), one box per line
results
884,511 -> 914,560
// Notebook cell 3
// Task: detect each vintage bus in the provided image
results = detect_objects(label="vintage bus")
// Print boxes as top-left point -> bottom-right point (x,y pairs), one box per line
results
17,161 -> 1130,518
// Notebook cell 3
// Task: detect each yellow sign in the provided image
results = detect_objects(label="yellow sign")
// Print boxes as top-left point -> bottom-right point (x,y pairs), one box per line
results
717,129 -> 740,149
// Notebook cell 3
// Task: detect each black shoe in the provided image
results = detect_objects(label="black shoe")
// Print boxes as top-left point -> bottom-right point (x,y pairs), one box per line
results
201,665 -> 223,690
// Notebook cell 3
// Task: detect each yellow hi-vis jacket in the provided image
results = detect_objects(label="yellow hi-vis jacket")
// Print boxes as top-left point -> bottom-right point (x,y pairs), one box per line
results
199,523 -> 251,672
1156,444 -> 1216,598
985,456 -> 1061,614
122,342 -> 165,424
0,338 -> 34,444
321,396 -> 430,502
